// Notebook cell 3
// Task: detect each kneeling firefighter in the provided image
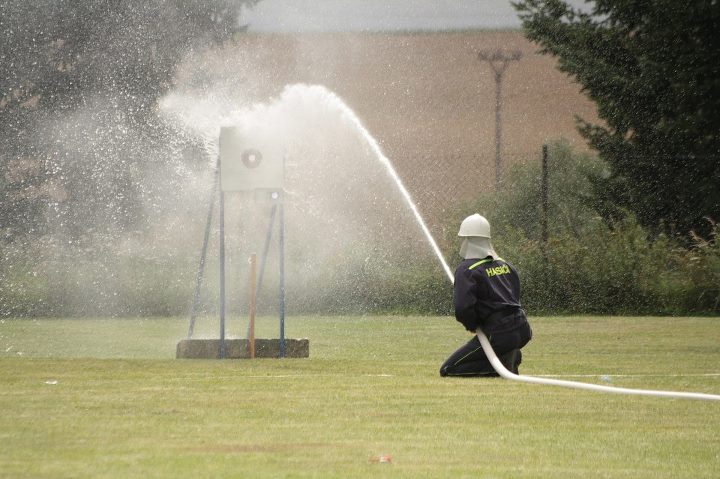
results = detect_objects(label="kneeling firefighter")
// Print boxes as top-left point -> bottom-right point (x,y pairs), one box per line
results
440,214 -> 533,377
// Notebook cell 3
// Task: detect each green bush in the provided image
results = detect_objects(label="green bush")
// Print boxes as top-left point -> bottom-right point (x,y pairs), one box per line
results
673,221 -> 720,312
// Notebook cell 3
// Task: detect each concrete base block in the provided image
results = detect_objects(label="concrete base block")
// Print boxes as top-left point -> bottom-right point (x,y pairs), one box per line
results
176,338 -> 309,359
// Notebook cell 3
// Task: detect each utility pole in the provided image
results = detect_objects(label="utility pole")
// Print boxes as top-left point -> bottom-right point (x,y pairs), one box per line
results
477,49 -> 522,189
540,144 -> 551,297
541,144 -> 549,249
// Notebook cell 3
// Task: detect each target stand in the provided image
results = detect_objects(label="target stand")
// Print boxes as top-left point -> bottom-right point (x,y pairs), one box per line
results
177,126 -> 309,359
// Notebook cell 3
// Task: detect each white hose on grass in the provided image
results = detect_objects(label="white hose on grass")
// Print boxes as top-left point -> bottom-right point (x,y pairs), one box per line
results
475,328 -> 720,401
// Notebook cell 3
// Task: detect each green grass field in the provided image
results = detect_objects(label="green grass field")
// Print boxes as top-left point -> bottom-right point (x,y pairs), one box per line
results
1,315 -> 718,478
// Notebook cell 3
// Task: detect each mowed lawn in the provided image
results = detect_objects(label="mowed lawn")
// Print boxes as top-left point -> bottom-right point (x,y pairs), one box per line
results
0,315 -> 718,478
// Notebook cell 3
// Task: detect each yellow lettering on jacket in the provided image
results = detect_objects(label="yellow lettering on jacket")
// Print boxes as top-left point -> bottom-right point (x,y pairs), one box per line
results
486,264 -> 511,277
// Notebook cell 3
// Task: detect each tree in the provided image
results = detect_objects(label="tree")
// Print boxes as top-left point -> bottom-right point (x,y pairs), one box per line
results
514,0 -> 720,237
0,0 -> 258,242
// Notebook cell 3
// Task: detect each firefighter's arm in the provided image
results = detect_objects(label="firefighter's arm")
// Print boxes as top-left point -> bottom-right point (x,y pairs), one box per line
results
453,268 -> 478,332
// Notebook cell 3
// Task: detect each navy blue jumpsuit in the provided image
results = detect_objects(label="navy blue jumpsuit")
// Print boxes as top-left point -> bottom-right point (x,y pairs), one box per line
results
440,256 -> 532,377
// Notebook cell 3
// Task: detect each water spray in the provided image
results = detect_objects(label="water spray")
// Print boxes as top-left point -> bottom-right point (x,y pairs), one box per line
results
321,88 -> 455,283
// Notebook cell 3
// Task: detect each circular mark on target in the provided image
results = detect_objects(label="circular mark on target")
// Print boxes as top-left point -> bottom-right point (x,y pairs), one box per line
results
241,149 -> 262,169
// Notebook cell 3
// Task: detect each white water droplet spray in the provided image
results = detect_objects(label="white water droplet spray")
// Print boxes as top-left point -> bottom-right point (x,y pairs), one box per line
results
318,88 -> 454,282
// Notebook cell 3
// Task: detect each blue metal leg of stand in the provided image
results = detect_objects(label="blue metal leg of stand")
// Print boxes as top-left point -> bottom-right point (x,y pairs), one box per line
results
188,159 -> 219,339
219,190 -> 226,359
279,201 -> 286,358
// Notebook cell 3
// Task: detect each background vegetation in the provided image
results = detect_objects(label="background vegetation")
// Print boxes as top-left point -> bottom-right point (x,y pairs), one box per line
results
2,142 -> 719,317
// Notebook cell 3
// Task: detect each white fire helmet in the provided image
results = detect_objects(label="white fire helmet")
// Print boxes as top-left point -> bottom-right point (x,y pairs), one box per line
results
457,214 -> 497,259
